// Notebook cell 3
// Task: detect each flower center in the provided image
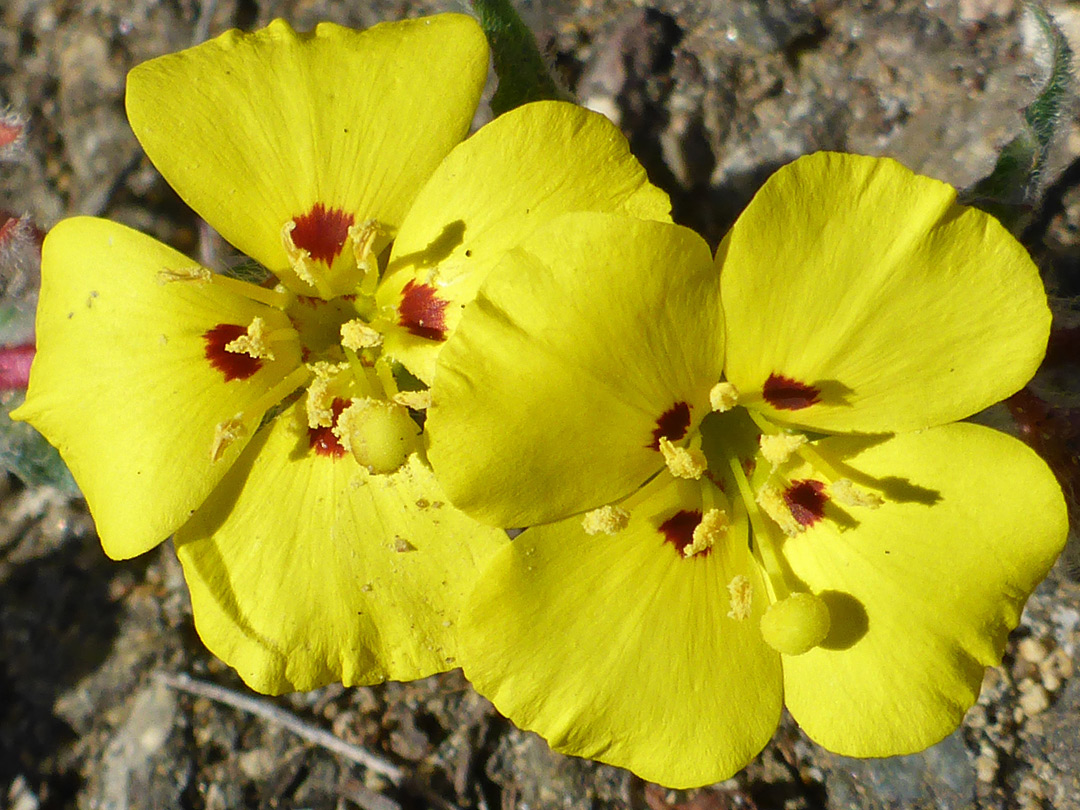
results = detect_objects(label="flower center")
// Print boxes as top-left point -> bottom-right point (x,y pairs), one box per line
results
279,207 -> 392,300
174,207 -> 427,474
592,378 -> 889,655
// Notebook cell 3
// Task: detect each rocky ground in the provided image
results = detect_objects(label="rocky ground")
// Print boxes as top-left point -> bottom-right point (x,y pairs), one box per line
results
1,1 -> 1079,808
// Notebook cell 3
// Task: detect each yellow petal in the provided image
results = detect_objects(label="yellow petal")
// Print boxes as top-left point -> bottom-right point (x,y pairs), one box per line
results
175,400 -> 507,694
777,423 -> 1066,755
126,15 -> 488,294
379,100 -> 672,383
720,152 -> 1050,433
460,474 -> 781,788
12,218 -> 302,559
427,213 -> 721,527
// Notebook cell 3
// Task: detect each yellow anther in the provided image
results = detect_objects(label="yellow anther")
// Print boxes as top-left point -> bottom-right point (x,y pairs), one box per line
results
349,219 -> 391,296
305,361 -> 348,429
348,219 -> 383,268
340,319 -> 383,351
158,265 -> 211,284
759,592 -> 831,655
659,438 -> 707,480
224,316 -> 275,361
684,507 -> 728,557
829,478 -> 884,509
334,397 -> 421,474
759,432 -> 808,468
210,415 -> 246,462
581,504 -> 631,536
392,390 -> 432,410
281,220 -> 319,288
756,485 -> 804,537
727,575 -> 753,620
710,381 -> 739,412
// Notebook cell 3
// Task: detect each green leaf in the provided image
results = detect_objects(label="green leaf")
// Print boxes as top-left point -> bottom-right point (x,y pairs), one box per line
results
469,0 -> 566,115
0,390 -> 78,494
963,2 -> 1073,230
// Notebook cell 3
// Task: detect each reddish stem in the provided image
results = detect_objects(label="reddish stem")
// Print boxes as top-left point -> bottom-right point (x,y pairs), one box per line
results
0,342 -> 35,390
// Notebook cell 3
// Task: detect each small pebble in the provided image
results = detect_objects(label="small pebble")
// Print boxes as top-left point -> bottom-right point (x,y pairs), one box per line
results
1017,636 -> 1049,664
1039,666 -> 1061,693
975,748 -> 998,783
1018,679 -> 1050,716
237,748 -> 275,780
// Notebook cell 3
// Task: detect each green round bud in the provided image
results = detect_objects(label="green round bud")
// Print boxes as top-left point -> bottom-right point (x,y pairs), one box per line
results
760,592 -> 830,655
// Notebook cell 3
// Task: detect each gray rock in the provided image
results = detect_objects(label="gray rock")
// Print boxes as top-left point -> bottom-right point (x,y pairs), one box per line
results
821,730 -> 977,810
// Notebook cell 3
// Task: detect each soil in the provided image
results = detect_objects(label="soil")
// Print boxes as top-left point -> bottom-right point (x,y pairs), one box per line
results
1,1 -> 1079,809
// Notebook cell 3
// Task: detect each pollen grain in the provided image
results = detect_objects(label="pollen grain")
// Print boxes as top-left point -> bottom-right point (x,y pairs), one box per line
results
582,504 -> 631,536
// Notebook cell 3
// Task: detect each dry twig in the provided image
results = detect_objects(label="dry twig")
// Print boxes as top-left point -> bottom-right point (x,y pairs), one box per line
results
155,670 -> 405,783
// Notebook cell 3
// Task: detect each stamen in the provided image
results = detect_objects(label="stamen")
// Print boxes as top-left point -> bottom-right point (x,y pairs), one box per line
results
282,221 -> 332,299
392,390 -> 431,410
709,381 -> 739,412
727,575 -> 753,620
208,363 -> 313,462
756,485 -> 805,537
683,507 -> 728,557
746,407 -> 779,436
348,219 -> 390,297
795,442 -> 885,507
759,432 -> 808,469
158,266 -> 211,284
750,411 -> 885,510
582,504 -> 631,536
220,276 -> 294,310
205,324 -> 262,381
374,356 -> 399,399
224,316 -> 278,361
659,437 -> 707,479
829,478 -> 884,509
340,318 -> 383,351
725,452 -> 791,602
305,361 -> 349,428
210,415 -> 246,462
159,265 -> 294,309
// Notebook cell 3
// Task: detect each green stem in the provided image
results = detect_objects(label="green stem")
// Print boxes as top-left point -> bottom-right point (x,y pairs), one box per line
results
469,0 -> 565,115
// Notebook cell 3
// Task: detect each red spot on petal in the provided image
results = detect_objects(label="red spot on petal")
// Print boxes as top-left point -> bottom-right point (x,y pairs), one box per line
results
291,204 -> 354,264
0,343 -> 34,390
309,398 -> 348,458
204,324 -> 262,381
650,401 -> 691,450
398,280 -> 449,341
784,479 -> 828,528
763,373 -> 821,411
659,510 -> 703,556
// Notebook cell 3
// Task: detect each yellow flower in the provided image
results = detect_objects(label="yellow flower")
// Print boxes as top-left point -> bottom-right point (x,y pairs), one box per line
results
426,153 -> 1069,786
12,15 -> 669,693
